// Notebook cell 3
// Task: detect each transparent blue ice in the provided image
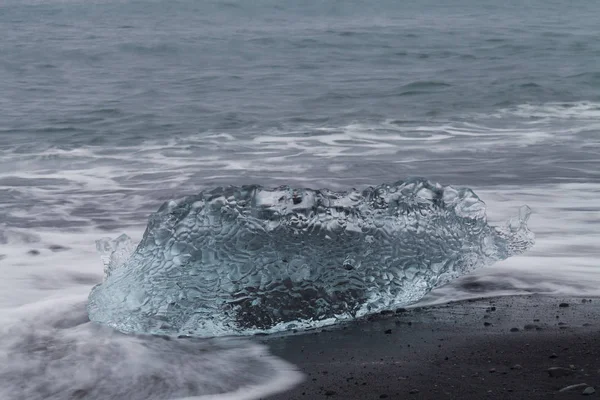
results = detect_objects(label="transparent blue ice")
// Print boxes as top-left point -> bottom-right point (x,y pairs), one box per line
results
88,178 -> 534,337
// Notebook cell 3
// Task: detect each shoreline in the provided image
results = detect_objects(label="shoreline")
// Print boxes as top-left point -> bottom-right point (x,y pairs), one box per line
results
260,294 -> 600,399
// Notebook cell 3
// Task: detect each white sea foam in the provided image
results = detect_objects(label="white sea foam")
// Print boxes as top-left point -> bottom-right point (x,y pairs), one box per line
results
418,182 -> 600,306
1,102 -> 597,217
0,229 -> 303,400
492,101 -> 600,120
0,101 -> 599,397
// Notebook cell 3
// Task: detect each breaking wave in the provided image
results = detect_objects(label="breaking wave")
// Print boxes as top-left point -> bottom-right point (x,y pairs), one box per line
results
0,296 -> 302,400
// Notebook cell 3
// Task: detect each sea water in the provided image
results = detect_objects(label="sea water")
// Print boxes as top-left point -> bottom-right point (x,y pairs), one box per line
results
1,0 -> 599,398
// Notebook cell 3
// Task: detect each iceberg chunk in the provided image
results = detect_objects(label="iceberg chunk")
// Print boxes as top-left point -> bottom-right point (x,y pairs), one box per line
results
87,178 -> 534,337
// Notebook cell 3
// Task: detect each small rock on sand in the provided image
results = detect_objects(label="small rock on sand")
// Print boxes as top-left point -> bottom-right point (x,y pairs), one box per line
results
547,367 -> 573,377
583,387 -> 596,395
49,244 -> 69,252
27,249 -> 40,256
409,389 -> 419,394
558,383 -> 588,392
559,303 -> 569,308
510,327 -> 519,332
524,324 -> 541,331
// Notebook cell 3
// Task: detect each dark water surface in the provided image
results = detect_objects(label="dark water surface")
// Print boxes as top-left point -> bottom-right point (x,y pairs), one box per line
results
1,0 -> 599,398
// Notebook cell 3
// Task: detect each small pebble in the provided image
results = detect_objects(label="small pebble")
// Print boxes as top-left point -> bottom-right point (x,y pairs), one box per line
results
384,329 -> 392,334
379,395 -> 389,399
583,387 -> 596,395
547,367 -> 573,377
484,322 -> 492,327
558,383 -> 588,392
409,389 -> 419,394
511,364 -> 522,370
510,327 -> 519,332
49,244 -> 69,252
489,368 -> 496,373
559,303 -> 569,308
324,390 -> 337,396
549,353 -> 558,359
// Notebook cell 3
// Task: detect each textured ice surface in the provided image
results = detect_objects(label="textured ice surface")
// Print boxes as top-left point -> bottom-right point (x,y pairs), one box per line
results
96,233 -> 136,280
87,178 -> 534,337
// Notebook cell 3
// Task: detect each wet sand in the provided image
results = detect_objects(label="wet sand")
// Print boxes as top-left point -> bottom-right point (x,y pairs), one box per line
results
262,295 -> 600,399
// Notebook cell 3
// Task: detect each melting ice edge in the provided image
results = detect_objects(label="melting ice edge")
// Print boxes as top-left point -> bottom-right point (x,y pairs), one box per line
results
88,178 -> 534,337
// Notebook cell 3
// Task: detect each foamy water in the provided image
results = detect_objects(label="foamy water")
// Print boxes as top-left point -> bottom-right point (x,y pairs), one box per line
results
0,229 -> 303,400
419,182 -> 600,306
1,101 -> 599,398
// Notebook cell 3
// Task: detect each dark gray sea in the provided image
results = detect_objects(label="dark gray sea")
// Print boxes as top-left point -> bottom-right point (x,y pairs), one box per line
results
1,0 -> 599,398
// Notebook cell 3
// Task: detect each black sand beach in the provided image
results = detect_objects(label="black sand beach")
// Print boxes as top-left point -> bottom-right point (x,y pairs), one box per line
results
262,295 -> 600,399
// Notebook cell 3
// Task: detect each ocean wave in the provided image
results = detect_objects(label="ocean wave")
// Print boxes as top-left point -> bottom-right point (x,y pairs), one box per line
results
491,101 -> 600,120
0,101 -> 598,234
399,80 -> 452,90
0,296 -> 302,400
